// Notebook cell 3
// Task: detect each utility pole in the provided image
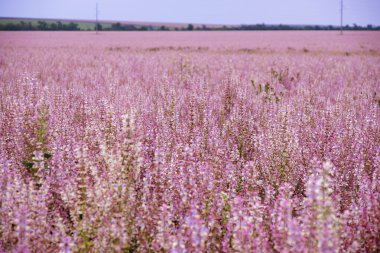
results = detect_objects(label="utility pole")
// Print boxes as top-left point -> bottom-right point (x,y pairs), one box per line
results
96,2 -> 98,34
340,0 -> 343,35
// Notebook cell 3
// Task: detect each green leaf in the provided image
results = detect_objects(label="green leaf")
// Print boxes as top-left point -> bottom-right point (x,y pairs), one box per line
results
44,153 -> 52,159
22,160 -> 34,170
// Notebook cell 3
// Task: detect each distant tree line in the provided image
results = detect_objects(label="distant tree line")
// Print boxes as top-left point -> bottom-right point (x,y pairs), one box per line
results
1,20 -> 379,31
224,23 -> 380,31
106,22 -> 150,31
0,21 -> 80,31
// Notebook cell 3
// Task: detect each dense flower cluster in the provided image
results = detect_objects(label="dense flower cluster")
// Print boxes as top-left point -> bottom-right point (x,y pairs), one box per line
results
0,31 -> 379,252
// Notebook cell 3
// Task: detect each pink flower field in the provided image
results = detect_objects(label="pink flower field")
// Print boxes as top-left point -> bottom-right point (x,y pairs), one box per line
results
0,31 -> 380,252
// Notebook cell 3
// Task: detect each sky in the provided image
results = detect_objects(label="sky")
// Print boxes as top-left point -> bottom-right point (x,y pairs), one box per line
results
0,0 -> 380,26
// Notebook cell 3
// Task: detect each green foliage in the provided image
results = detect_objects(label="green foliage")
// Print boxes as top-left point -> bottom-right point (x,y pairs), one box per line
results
22,152 -> 52,176
221,192 -> 231,225
1,18 -> 380,31
251,80 -> 281,103
236,175 -> 244,193
22,103 -> 52,177
78,230 -> 95,253
96,23 -> 102,31
37,104 -> 49,148
44,153 -> 52,159
22,160 -> 34,171
0,19 -> 82,30
121,239 -> 139,253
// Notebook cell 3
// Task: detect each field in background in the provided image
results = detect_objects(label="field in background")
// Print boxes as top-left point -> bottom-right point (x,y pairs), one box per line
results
1,30 -> 379,51
2,17 -> 380,31
0,18 -> 98,30
0,17 -> 229,31
0,31 -> 379,252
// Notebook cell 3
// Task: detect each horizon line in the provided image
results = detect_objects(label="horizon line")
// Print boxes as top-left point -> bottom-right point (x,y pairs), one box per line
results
2,16 -> 378,28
